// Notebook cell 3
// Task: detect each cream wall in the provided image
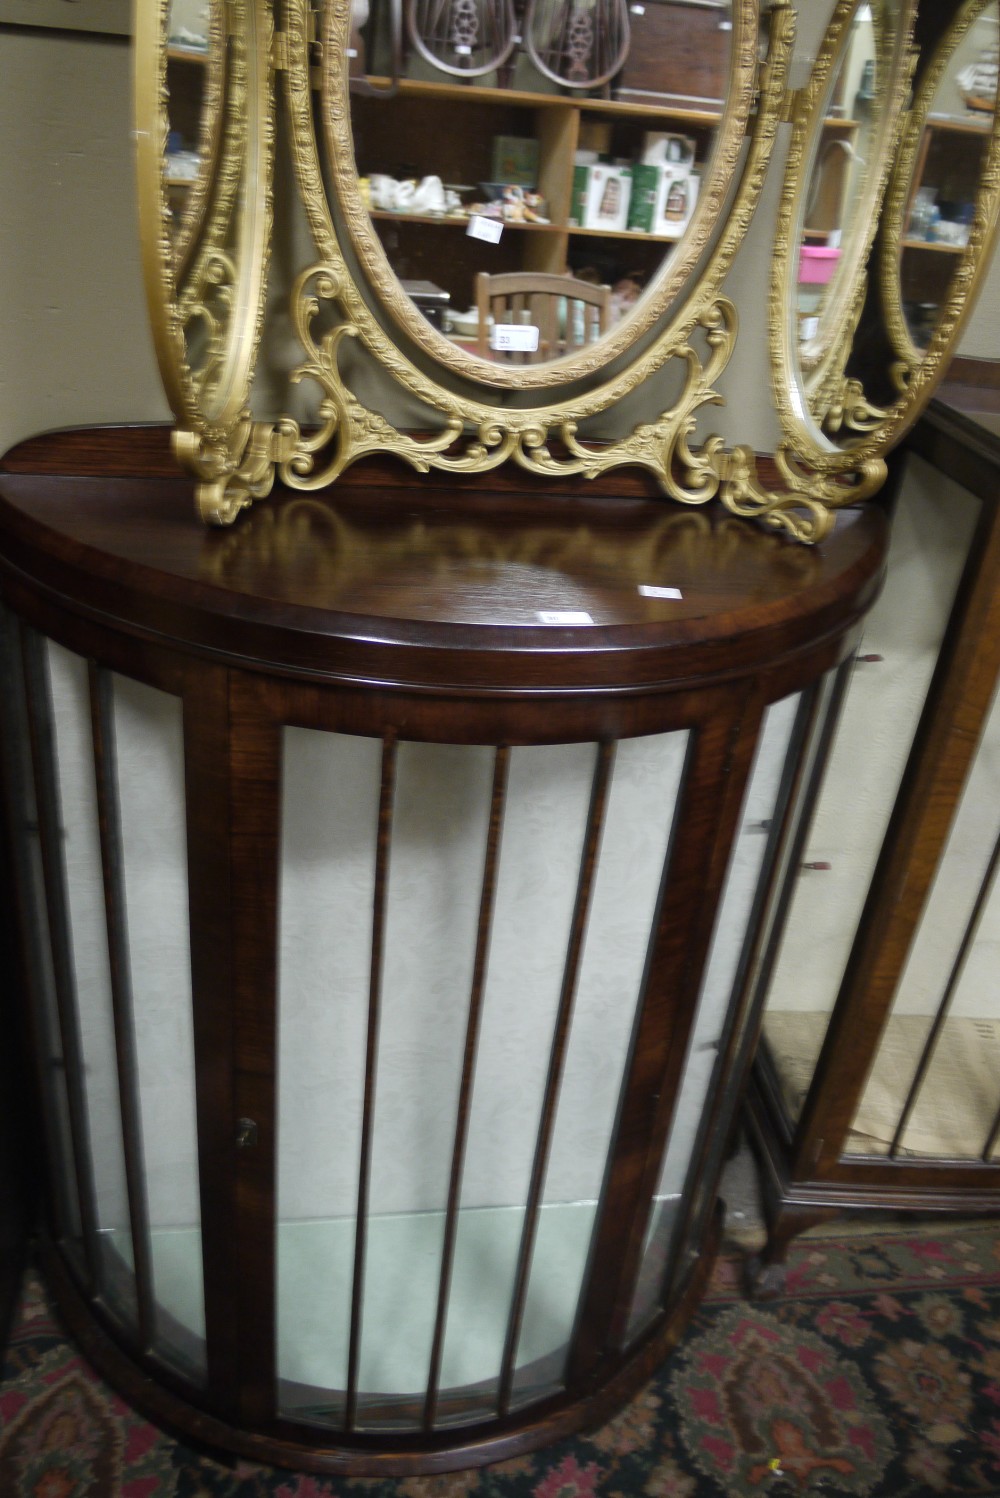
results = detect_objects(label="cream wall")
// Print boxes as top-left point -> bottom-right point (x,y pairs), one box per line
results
0,29 -> 168,457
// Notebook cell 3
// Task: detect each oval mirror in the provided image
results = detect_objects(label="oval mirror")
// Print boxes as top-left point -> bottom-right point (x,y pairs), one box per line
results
135,0 -> 274,518
881,0 -> 1000,378
776,0 -> 917,443
771,0 -> 1000,479
324,0 -> 761,386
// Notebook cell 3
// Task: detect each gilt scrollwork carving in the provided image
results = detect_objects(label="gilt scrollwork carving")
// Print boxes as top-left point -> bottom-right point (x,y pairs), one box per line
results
135,0 -> 1000,542
769,0 -> 918,453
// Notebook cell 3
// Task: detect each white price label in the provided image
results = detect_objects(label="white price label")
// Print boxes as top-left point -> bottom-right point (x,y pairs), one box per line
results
467,215 -> 504,244
491,323 -> 540,354
638,584 -> 683,600
536,611 -> 594,625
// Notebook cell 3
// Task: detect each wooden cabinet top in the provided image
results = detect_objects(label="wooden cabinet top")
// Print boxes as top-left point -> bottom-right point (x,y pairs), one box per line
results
0,425 -> 887,700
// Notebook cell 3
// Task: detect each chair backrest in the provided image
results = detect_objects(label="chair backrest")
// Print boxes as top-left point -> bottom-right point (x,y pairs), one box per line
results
475,272 -> 612,364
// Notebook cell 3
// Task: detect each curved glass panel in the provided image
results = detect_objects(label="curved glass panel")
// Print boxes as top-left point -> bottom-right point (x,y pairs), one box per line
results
275,729 -> 688,1429
760,470 -> 983,1133
626,689 -> 803,1341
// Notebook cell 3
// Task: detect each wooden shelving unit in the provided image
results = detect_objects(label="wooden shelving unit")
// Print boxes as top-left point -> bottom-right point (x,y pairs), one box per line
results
163,37 -> 726,312
350,78 -> 722,306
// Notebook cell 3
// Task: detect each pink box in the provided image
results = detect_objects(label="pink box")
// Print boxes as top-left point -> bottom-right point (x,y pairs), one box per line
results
799,245 -> 841,285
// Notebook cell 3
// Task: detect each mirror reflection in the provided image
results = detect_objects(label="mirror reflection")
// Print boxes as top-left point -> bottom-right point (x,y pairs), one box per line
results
164,0 -> 222,271
896,0 -> 998,351
796,1 -> 882,374
345,0 -> 735,365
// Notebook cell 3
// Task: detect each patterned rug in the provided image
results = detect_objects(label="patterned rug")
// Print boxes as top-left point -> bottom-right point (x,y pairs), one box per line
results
4,1222 -> 1000,1497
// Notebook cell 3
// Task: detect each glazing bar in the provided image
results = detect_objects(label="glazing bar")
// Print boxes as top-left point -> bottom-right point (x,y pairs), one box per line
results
889,818 -> 1000,1159
88,664 -> 156,1352
981,1092 -> 1000,1163
345,731 -> 397,1432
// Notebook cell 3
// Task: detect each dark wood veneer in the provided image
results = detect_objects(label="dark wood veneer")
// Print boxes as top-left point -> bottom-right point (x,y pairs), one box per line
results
0,425 -> 887,1473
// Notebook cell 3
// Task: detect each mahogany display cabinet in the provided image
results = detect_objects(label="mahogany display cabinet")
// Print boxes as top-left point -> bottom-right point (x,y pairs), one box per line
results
746,393 -> 1000,1292
0,424 -> 886,1474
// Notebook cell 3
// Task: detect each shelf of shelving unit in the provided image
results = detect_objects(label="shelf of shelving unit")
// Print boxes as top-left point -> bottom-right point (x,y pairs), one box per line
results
369,211 -> 559,233
367,215 -> 682,248
901,238 -> 966,254
568,226 -> 683,245
166,44 -> 209,64
355,75 -> 724,127
924,113 -> 992,136
820,116 -> 862,130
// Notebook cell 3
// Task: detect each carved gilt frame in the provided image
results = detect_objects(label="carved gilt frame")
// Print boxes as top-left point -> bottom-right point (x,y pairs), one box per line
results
134,0 -> 276,524
771,0 -> 1000,468
272,0 -> 872,542
769,0 -> 917,452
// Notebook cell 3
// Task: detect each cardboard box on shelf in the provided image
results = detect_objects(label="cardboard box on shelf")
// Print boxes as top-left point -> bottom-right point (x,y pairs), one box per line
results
490,136 -> 540,188
641,132 -> 696,168
627,163 -> 662,233
653,166 -> 699,239
574,163 -> 633,232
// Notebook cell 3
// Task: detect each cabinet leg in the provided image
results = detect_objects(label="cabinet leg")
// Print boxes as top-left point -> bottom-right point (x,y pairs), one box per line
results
744,1206 -> 834,1300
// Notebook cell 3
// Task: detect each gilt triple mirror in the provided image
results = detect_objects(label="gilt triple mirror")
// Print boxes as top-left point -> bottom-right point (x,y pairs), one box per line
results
135,0 -> 1000,538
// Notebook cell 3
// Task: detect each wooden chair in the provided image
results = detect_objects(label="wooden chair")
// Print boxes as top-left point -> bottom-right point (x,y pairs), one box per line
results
475,271 -> 612,363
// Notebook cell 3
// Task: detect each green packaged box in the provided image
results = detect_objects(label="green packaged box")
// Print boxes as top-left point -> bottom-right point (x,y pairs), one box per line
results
570,164 -> 591,227
627,163 -> 661,233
